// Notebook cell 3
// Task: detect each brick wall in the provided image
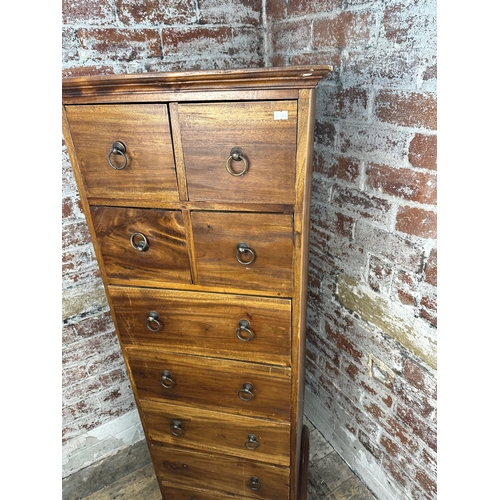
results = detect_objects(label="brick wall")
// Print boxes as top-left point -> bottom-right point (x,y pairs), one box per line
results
266,1 -> 437,499
62,1 -> 437,497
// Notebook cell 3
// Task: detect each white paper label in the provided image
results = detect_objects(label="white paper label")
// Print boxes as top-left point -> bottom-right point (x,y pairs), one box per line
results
274,110 -> 288,120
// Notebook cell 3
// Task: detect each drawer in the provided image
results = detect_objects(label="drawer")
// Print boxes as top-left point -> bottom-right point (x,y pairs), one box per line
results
126,349 -> 291,420
90,206 -> 191,286
140,400 -> 291,466
160,484 -> 249,500
178,101 -> 297,204
109,286 -> 291,366
152,446 -> 290,500
65,104 -> 178,203
191,212 -> 293,295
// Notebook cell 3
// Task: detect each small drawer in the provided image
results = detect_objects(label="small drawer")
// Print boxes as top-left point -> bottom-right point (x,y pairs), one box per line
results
152,446 -> 290,500
109,286 -> 291,366
65,104 -> 179,203
90,206 -> 191,286
126,349 -> 291,421
140,400 -> 291,466
191,212 -> 293,295
178,100 -> 297,204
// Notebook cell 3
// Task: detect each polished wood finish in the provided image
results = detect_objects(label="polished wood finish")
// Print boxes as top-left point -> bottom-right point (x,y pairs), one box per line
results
62,65 -> 331,500
152,446 -> 290,499
109,286 -> 292,366
90,206 -> 192,286
140,400 -> 291,466
178,100 -> 297,204
126,348 -> 292,420
65,104 -> 178,203
191,212 -> 294,294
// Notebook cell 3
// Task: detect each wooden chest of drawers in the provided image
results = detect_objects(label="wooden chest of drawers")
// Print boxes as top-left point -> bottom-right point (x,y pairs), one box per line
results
62,66 -> 331,500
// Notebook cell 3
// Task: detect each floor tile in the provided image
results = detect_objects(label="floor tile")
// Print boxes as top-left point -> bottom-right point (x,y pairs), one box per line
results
327,475 -> 377,500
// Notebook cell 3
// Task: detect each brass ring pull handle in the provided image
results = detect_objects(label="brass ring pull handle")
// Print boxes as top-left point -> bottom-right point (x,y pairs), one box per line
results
245,434 -> 260,450
238,382 -> 254,402
236,242 -> 255,265
160,370 -> 175,389
107,141 -> 128,170
130,232 -> 149,252
146,311 -> 161,332
225,147 -> 248,176
170,420 -> 184,437
236,319 -> 253,342
248,476 -> 261,491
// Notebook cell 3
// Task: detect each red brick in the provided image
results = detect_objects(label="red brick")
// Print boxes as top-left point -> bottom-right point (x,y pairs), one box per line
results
313,12 -> 372,48
414,467 -> 437,497
424,248 -> 437,286
420,289 -> 437,327
396,404 -> 437,452
62,220 -> 92,249
73,312 -> 115,339
394,379 -> 434,419
383,0 -> 436,47
368,255 -> 392,292
383,416 -> 420,453
393,269 -> 418,307
332,186 -> 392,225
396,206 -> 437,239
199,0 -> 261,25
409,134 -> 437,170
325,321 -> 363,363
288,0 -> 341,16
270,19 -> 311,53
375,91 -> 437,130
162,27 -> 232,56
382,454 -> 410,489
266,0 -> 286,20
290,50 -> 341,74
403,359 -> 437,400
366,163 -> 436,204
333,212 -> 356,238
62,0 -> 115,23
333,88 -> 368,119
116,0 -> 196,26
79,28 -> 162,61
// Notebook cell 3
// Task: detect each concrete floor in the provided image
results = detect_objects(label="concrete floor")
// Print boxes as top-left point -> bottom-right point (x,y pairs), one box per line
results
81,416 -> 377,500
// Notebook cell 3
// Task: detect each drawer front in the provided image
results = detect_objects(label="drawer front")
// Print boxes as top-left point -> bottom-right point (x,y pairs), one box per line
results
191,212 -> 294,295
178,101 -> 297,204
109,286 -> 291,366
160,484 -> 249,500
90,206 -> 191,286
65,104 -> 178,203
140,400 -> 291,466
126,349 -> 291,420
152,446 -> 290,500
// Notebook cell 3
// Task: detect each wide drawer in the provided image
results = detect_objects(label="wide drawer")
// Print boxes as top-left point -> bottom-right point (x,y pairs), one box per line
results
151,446 -> 290,500
90,206 -> 191,286
109,286 -> 291,366
191,212 -> 294,295
65,104 -> 178,203
126,348 -> 291,420
140,400 -> 291,466
178,100 -> 297,204
159,484 -> 249,500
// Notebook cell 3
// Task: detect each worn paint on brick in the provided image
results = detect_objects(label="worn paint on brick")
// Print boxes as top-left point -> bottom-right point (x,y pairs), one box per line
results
336,274 -> 437,369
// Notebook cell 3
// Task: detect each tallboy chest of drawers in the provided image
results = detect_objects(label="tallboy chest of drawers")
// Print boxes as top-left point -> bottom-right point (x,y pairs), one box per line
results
62,66 -> 331,500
